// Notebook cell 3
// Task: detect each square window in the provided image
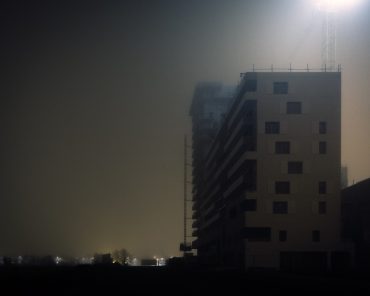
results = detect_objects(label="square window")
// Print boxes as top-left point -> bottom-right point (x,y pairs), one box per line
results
319,181 -> 327,194
279,230 -> 287,242
319,141 -> 327,154
319,202 -> 327,214
275,182 -> 290,194
288,161 -> 303,174
287,102 -> 302,114
319,121 -> 327,134
312,230 -> 320,242
275,141 -> 290,154
265,122 -> 280,134
273,201 -> 288,214
273,82 -> 288,94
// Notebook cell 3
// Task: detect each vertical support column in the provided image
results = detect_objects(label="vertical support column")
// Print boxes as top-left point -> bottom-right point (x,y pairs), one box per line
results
183,135 -> 187,256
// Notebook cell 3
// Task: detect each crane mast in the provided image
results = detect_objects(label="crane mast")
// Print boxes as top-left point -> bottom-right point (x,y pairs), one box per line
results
321,10 -> 336,71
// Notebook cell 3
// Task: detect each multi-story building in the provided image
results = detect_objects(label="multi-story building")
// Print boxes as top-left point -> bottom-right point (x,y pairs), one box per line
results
190,71 -> 352,271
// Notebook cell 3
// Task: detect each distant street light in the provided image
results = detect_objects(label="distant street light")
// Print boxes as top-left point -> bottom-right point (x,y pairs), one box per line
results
153,256 -> 159,266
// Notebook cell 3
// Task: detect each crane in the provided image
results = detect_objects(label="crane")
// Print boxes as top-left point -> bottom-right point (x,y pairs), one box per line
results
321,8 -> 336,71
316,0 -> 362,71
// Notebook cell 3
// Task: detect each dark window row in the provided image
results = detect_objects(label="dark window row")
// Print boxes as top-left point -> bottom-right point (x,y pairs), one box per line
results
243,227 -> 271,242
280,230 -> 321,242
275,181 -> 328,194
275,142 -> 327,154
243,228 -> 322,242
248,81 -> 296,95
242,200 -> 326,214
266,121 -> 328,135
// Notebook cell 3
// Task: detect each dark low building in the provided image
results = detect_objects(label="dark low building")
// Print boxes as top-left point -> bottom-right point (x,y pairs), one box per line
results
141,259 -> 157,266
342,178 -> 370,271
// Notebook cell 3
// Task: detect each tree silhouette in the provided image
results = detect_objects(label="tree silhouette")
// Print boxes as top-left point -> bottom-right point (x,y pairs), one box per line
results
111,248 -> 130,265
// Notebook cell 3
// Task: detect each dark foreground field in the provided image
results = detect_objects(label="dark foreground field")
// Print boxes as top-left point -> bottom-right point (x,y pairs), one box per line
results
1,265 -> 369,295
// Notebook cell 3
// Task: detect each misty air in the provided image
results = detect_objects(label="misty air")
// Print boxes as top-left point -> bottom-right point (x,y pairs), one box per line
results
1,0 -> 370,294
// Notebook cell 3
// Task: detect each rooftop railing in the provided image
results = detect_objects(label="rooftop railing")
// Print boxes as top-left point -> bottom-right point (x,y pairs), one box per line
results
240,64 -> 342,75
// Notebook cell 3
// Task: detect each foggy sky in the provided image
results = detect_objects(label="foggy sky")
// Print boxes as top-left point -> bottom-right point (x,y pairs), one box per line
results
1,0 -> 369,258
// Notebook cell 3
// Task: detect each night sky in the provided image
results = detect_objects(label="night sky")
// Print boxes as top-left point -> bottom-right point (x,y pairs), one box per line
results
1,0 -> 370,258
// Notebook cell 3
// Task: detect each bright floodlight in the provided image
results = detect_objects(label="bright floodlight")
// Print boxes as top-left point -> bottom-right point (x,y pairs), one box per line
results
315,0 -> 362,11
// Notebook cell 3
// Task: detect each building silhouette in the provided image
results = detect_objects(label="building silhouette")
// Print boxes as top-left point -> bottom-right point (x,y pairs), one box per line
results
190,71 -> 352,271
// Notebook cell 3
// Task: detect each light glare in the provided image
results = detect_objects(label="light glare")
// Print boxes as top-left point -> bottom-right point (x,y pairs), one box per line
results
315,0 -> 362,11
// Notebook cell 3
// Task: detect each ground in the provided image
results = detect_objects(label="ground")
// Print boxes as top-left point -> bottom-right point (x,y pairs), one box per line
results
1,265 -> 369,295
